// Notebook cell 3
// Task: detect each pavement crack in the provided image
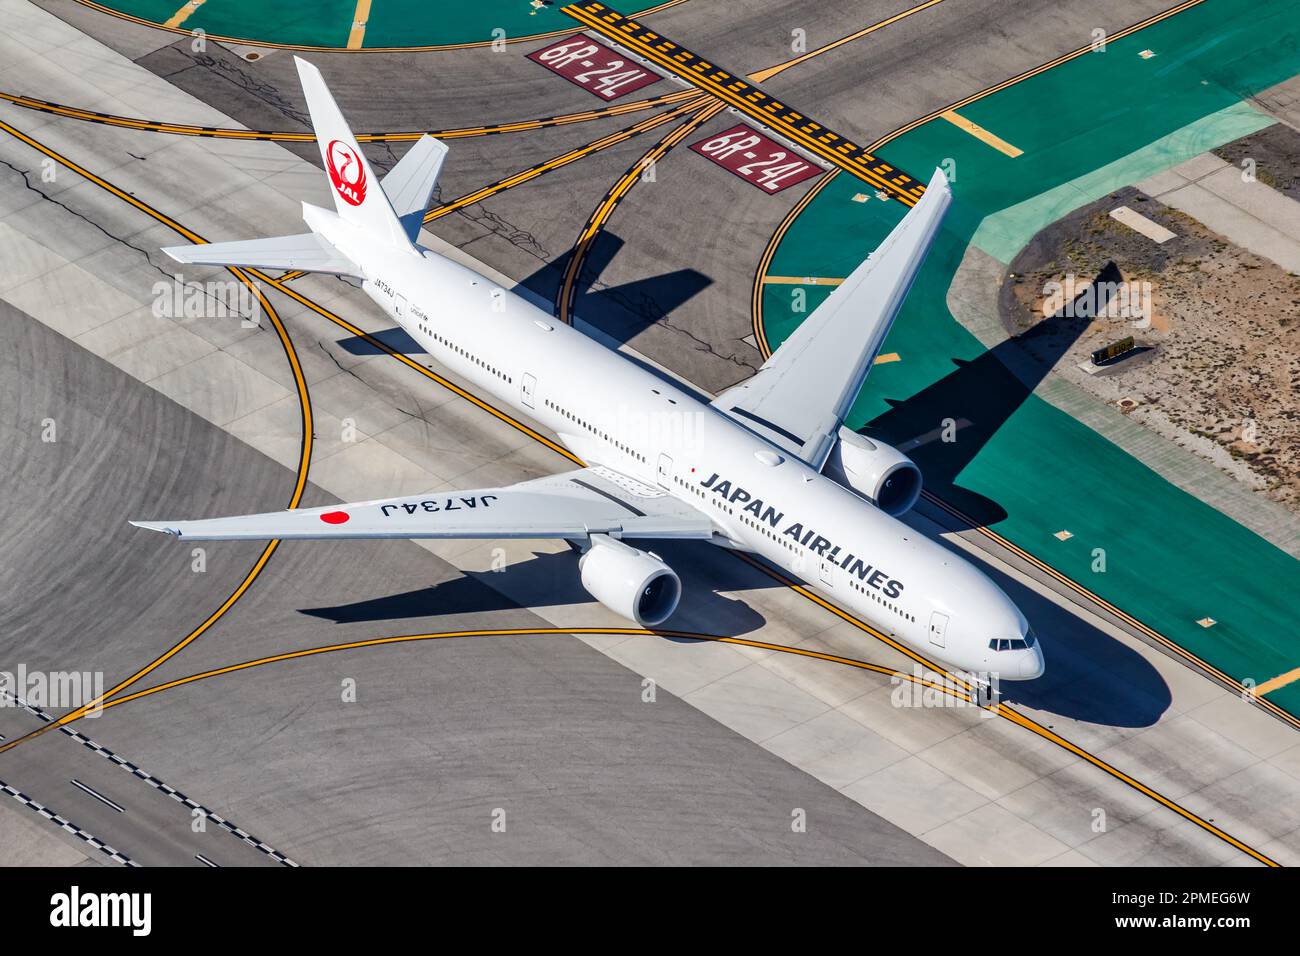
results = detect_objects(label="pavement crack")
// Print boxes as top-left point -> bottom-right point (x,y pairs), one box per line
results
658,313 -> 757,371
167,48 -> 310,128
0,157 -> 267,328
0,156 -> 173,279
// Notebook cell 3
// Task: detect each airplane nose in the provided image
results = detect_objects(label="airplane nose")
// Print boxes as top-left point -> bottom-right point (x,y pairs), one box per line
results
1020,644 -> 1045,680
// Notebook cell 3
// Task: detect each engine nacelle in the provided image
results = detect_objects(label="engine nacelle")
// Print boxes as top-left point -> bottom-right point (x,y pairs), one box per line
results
578,538 -> 681,627
823,429 -> 923,517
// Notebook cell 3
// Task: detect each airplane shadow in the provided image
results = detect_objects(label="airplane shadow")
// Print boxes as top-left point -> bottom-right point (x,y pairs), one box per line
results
921,524 -> 1171,727
300,545 -> 768,637
516,231 -> 713,349
337,325 -> 426,356
864,261 -> 1125,527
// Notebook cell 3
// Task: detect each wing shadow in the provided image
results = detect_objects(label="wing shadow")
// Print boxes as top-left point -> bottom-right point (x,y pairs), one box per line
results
865,262 -> 1124,526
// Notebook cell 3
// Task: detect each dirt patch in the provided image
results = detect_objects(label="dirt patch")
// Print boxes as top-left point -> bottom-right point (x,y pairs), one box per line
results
1213,122 -> 1300,202
1001,187 -> 1300,512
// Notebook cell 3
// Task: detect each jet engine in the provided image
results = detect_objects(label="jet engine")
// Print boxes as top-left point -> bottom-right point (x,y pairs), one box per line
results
823,429 -> 923,517
578,538 -> 681,627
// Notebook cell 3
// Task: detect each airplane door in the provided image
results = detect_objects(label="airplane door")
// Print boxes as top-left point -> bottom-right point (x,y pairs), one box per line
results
394,294 -> 407,319
521,373 -> 536,409
656,454 -> 672,488
929,612 -> 949,648
819,559 -> 834,588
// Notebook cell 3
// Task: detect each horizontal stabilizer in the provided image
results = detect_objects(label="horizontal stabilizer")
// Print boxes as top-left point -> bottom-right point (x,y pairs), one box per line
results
161,232 -> 359,276
381,134 -> 448,241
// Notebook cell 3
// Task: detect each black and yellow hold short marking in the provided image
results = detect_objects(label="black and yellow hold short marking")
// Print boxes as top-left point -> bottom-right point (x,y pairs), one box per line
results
563,1 -> 926,205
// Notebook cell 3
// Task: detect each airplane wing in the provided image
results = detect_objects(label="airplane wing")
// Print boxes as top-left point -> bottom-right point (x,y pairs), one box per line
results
711,167 -> 952,468
130,466 -> 715,541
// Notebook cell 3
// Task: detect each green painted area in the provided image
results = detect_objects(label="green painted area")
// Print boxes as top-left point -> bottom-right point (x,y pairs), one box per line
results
764,0 -> 1300,713
97,0 -> 667,48
971,101 -> 1272,263
115,0 -> 353,46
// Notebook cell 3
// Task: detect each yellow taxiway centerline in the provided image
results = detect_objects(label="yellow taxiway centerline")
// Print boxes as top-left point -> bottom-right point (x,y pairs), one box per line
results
425,95 -> 708,223
1256,666 -> 1300,697
163,0 -> 204,29
939,108 -> 1023,157
748,0 -> 947,83
347,0 -> 372,50
762,275 -> 844,286
0,87 -> 700,143
556,98 -> 726,323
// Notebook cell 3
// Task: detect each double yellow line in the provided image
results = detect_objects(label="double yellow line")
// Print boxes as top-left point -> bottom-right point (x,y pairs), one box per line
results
0,87 -> 699,143
0,117 -> 315,755
423,95 -> 709,224
555,98 -> 726,323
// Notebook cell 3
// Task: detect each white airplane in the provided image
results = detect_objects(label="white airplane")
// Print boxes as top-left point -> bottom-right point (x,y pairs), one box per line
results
133,57 -> 1043,682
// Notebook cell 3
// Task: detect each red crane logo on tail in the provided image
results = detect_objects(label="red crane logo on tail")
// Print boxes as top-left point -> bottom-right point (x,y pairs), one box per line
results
325,139 -> 367,206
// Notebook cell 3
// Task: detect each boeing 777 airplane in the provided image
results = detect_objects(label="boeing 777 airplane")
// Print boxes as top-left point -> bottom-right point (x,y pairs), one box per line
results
133,57 -> 1043,682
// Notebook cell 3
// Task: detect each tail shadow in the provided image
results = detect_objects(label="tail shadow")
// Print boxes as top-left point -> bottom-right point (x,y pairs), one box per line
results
331,231 -> 710,359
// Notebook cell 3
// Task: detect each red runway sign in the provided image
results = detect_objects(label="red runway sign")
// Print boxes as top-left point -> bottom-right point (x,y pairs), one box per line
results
527,34 -> 661,100
689,124 -> 823,194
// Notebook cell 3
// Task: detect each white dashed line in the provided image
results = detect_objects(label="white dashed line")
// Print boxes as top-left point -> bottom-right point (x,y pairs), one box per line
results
1,689 -> 298,866
71,778 -> 127,813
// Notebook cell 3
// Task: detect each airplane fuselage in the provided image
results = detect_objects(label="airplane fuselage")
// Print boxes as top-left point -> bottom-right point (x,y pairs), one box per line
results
344,230 -> 1042,682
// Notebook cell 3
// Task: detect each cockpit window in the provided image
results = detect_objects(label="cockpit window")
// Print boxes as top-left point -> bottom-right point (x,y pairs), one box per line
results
989,638 -> 1032,652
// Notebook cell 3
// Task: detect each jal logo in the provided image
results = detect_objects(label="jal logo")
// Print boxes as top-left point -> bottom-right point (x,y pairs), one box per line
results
325,139 -> 367,206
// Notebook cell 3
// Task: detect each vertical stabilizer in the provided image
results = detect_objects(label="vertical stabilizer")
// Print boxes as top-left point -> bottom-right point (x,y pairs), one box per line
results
294,56 -> 410,249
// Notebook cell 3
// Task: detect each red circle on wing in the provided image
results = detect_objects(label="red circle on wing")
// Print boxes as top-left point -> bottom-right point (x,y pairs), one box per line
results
319,511 -> 350,524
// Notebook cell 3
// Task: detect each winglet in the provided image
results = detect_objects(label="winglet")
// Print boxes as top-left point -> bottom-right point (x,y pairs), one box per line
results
926,164 -> 950,197
129,520 -> 181,536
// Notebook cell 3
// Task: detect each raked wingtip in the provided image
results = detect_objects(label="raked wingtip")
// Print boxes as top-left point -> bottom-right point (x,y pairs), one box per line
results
129,520 -> 180,537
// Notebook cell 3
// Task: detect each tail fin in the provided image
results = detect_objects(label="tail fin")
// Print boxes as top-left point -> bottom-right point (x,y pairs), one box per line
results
160,57 -> 431,274
294,56 -> 410,249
